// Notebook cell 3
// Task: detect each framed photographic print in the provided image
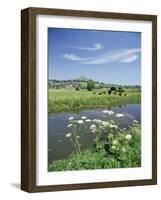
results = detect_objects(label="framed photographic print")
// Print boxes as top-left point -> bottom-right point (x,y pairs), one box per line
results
21,7 -> 157,192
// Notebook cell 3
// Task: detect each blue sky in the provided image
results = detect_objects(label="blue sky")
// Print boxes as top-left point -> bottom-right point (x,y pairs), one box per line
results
48,28 -> 141,85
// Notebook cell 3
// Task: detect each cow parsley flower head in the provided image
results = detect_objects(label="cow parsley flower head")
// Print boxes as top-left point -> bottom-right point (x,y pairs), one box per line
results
65,133 -> 72,137
77,120 -> 84,124
115,113 -> 124,118
67,124 -> 73,128
111,145 -> 116,150
85,119 -> 91,122
68,117 -> 74,121
99,125 -> 104,130
102,110 -> 114,115
112,125 -> 118,129
81,116 -> 87,120
92,119 -> 102,124
125,134 -> 132,140
89,124 -> 97,133
101,121 -> 110,127
112,139 -> 119,145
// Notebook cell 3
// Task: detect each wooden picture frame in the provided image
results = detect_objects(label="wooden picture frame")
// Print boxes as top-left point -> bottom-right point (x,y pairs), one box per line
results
21,7 -> 157,192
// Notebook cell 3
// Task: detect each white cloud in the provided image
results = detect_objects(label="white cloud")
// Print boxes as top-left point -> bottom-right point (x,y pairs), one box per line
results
63,48 -> 141,65
120,55 -> 138,63
71,43 -> 103,51
83,48 -> 141,64
63,53 -> 91,61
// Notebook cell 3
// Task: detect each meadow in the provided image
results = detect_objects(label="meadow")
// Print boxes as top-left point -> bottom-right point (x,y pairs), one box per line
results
48,89 -> 141,114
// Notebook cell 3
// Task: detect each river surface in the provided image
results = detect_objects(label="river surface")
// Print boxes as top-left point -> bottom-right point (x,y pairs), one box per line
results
48,104 -> 141,163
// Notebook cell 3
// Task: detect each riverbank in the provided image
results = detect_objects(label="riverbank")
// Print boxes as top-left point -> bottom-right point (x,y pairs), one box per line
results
48,89 -> 141,114
49,125 -> 141,171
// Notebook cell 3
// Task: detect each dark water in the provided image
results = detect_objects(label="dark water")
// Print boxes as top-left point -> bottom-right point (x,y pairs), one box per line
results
48,104 -> 141,163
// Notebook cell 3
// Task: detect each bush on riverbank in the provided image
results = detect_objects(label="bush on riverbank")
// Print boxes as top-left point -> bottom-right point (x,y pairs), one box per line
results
48,125 -> 141,171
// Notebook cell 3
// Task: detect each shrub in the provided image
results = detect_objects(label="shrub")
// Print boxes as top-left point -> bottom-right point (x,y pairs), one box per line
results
110,86 -> 116,91
75,86 -> 80,91
87,81 -> 95,91
118,87 -> 125,93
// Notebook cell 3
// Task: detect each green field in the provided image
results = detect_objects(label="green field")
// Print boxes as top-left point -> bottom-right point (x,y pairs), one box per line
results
48,89 -> 141,114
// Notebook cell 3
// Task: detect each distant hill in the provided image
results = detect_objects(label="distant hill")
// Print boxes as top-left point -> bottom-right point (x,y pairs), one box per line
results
48,77 -> 141,90
74,76 -> 90,81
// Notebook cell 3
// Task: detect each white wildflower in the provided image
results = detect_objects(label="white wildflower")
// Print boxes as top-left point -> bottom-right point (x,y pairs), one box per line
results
115,113 -> 124,118
77,136 -> 80,139
108,124 -> 117,128
112,125 -> 118,129
108,111 -> 114,115
102,110 -> 114,115
65,133 -> 72,137
81,116 -> 87,120
67,124 -> 73,128
68,117 -> 74,121
133,120 -> 138,123
89,124 -> 97,133
102,110 -> 108,113
99,125 -> 104,130
108,124 -> 113,128
85,119 -> 91,122
111,145 -> 116,150
125,134 -> 132,140
77,120 -> 84,124
102,121 -> 110,127
112,139 -> 119,145
92,119 -> 102,124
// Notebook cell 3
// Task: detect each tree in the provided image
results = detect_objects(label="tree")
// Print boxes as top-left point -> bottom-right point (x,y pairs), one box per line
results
110,86 -> 116,91
118,87 -> 125,93
87,81 -> 95,91
75,86 -> 80,91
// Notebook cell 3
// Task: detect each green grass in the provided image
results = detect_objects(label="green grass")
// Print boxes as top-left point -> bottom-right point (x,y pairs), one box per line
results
48,89 -> 141,113
49,125 -> 141,171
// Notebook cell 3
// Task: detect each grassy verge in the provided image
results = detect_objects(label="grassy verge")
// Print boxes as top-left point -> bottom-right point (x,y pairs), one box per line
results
48,89 -> 141,114
49,125 -> 141,171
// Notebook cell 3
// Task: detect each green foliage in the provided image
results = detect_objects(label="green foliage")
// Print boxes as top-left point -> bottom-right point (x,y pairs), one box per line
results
118,87 -> 125,93
75,86 -> 80,91
110,86 -> 116,91
49,125 -> 141,171
87,81 -> 95,91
